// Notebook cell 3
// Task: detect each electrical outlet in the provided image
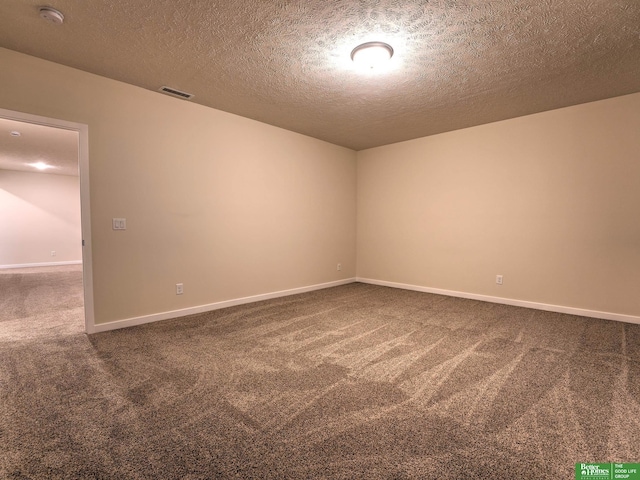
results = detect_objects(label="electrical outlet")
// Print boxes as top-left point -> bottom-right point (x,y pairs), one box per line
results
176,283 -> 184,295
496,275 -> 503,285
51,250 -> 56,257
337,263 -> 342,271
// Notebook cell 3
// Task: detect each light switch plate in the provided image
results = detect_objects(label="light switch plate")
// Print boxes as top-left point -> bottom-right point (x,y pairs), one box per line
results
112,218 -> 126,230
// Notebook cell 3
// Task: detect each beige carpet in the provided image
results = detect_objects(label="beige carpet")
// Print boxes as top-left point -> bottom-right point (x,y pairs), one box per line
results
0,265 -> 84,340
1,267 -> 639,479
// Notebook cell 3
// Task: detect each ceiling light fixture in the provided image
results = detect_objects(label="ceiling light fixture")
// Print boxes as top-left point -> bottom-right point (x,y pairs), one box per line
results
28,162 -> 55,171
351,41 -> 394,69
39,6 -> 65,25
10,131 -> 22,137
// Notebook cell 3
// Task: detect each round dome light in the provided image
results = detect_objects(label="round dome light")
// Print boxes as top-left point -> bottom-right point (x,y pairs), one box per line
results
28,162 -> 55,171
350,42 -> 394,69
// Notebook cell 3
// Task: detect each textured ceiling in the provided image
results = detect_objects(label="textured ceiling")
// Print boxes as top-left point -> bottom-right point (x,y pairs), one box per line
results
0,0 -> 639,150
0,118 -> 78,176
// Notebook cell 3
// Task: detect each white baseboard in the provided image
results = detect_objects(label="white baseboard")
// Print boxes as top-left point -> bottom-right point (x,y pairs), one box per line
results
89,278 -> 357,333
89,276 -> 640,333
357,277 -> 640,325
0,260 -> 82,269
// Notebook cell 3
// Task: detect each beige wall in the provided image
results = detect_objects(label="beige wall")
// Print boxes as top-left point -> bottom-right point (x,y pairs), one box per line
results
0,48 -> 357,324
358,93 -> 640,317
0,169 -> 81,266
2,46 -> 638,324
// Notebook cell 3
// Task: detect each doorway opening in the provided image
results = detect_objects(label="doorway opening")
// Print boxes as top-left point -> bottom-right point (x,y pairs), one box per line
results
0,108 -> 93,333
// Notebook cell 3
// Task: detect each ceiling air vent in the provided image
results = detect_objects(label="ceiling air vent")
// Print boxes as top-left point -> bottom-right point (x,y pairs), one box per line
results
159,86 -> 194,100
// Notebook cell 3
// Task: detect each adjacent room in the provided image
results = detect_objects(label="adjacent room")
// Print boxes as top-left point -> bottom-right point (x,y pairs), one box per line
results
1,1 -> 639,478
0,118 -> 84,336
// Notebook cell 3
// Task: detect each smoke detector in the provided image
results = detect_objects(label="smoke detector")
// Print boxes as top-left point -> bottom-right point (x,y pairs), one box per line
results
39,7 -> 65,25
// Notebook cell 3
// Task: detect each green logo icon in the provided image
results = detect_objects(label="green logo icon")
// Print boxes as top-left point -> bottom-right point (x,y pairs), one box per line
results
576,463 -> 640,480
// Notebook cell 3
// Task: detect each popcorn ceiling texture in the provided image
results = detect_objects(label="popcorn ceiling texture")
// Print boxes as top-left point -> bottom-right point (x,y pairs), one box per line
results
0,0 -> 639,150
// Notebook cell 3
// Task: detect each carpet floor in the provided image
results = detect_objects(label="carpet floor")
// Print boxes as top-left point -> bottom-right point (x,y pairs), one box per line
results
1,267 -> 639,479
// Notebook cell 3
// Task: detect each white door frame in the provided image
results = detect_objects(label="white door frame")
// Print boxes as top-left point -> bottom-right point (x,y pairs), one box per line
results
0,107 -> 94,333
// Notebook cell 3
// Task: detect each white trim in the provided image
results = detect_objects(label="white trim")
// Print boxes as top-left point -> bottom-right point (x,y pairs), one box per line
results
0,108 -> 94,333
0,260 -> 82,269
90,278 -> 357,333
356,277 -> 640,325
